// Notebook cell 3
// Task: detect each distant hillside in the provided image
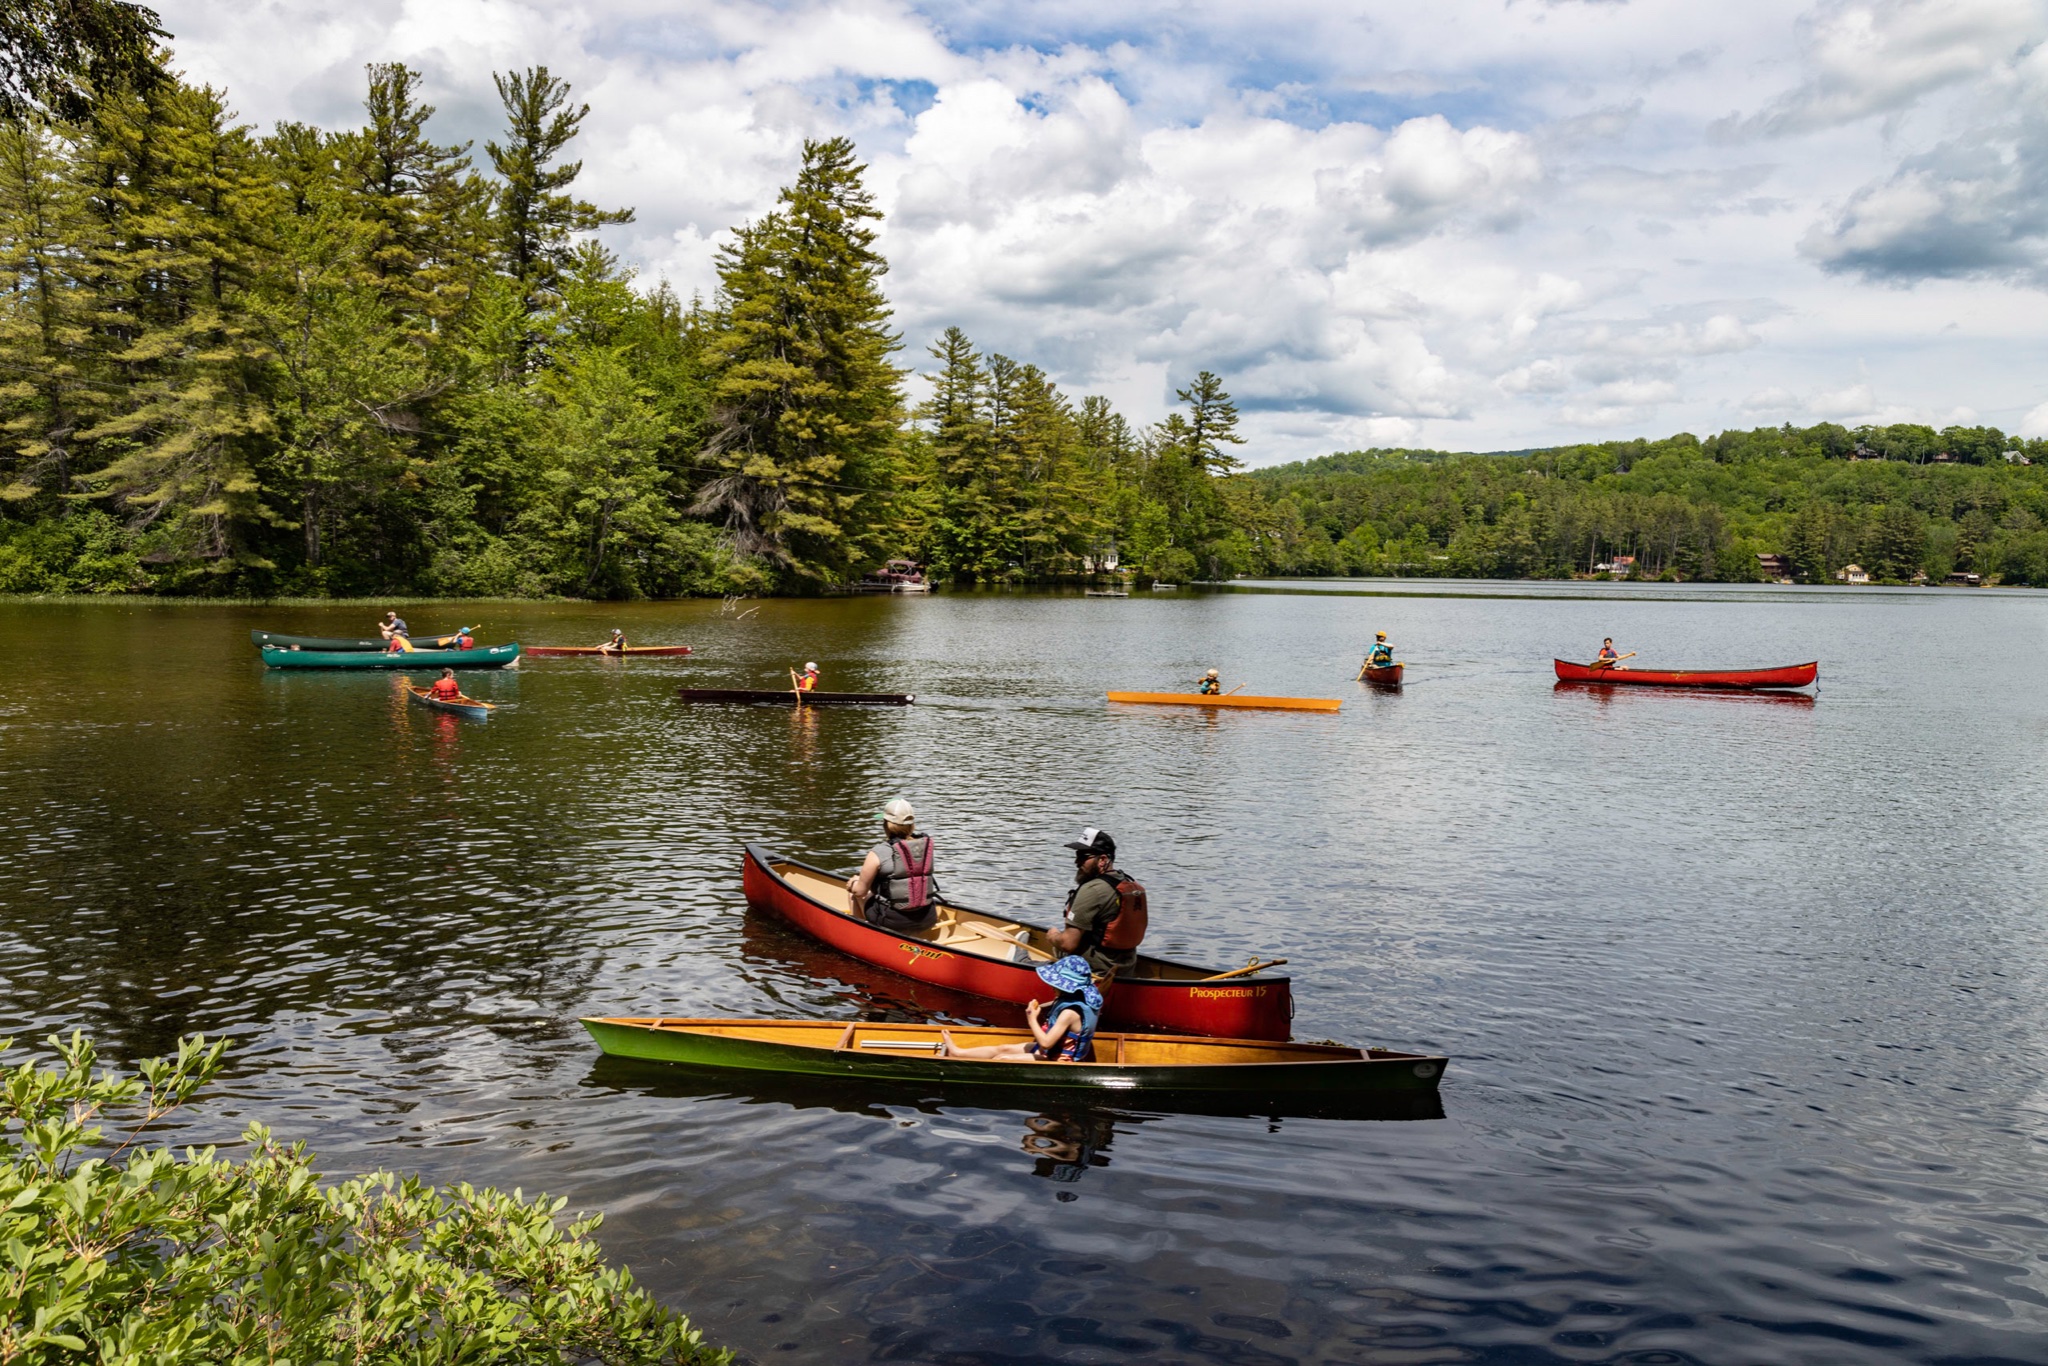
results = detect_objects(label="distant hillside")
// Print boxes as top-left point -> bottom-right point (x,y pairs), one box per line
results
1235,423 -> 2048,585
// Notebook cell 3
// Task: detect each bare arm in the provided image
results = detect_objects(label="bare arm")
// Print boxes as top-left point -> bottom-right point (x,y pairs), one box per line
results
846,851 -> 883,905
1050,926 -> 1083,954
1031,1005 -> 1078,1050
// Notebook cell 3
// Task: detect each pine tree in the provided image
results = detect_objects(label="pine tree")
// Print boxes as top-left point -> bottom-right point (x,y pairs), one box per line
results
1176,370 -> 1245,474
345,64 -> 483,337
0,120 -> 111,507
0,0 -> 166,124
487,67 -> 630,315
694,136 -> 901,583
79,80 -> 280,576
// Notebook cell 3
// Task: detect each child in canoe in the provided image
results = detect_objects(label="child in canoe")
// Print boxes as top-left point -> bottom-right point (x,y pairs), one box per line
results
940,957 -> 1100,1063
428,669 -> 463,701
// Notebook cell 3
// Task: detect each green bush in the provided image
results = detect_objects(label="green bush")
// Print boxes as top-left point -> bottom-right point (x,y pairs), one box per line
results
0,1032 -> 729,1365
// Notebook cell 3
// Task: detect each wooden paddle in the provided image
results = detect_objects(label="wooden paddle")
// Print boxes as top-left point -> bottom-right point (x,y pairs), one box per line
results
1224,684 -> 1245,696
1589,651 -> 1637,669
1196,957 -> 1287,982
789,667 -> 805,708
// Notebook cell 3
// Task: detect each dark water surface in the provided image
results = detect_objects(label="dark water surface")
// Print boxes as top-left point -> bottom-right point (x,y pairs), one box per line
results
3,585 -> 2046,1364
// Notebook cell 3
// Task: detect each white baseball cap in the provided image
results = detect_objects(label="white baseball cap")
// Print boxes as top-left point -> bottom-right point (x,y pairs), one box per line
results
876,798 -> 916,825
805,661 -> 818,670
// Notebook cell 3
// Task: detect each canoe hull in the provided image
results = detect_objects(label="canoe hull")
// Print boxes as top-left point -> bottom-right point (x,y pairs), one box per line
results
1362,664 -> 1404,688
262,644 -> 521,670
582,1018 -> 1445,1101
1107,691 -> 1341,712
1553,659 -> 1818,689
679,687 -> 913,706
526,645 -> 693,657
743,845 -> 1293,1040
406,686 -> 492,720
251,628 -> 469,651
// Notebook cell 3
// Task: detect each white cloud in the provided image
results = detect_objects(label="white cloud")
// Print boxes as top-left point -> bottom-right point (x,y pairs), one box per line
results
153,0 -> 2048,458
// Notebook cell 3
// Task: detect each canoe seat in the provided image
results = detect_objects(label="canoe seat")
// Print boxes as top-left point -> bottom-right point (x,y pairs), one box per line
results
932,920 -> 1052,963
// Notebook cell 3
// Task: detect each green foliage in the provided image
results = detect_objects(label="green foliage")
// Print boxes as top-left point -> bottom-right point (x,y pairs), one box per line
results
0,0 -> 166,125
0,1030 -> 729,1364
694,136 -> 903,586
1246,424 -> 2048,585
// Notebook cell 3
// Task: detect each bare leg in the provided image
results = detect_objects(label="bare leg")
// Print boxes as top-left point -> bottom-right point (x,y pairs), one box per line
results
941,1031 -> 1041,1062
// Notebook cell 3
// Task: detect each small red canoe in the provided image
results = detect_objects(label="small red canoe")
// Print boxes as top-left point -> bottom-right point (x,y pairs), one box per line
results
1553,659 -> 1818,689
1361,664 -> 1404,688
526,645 -> 693,657
743,845 -> 1293,1040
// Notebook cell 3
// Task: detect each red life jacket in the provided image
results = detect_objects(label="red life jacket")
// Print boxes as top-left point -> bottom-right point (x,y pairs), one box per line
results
430,678 -> 461,699
1100,872 -> 1148,951
455,634 -> 474,650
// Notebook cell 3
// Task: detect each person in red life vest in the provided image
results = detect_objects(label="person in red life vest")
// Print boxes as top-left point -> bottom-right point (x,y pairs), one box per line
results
428,668 -> 462,701
1052,828 -> 1143,978
845,797 -> 937,932
797,661 -> 820,691
385,633 -> 414,654
596,628 -> 626,652
453,630 -> 475,651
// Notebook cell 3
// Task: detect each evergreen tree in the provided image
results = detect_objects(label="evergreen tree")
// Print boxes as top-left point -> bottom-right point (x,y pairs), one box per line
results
0,0 -> 165,124
346,63 -> 483,336
0,120 -> 109,507
694,136 -> 901,583
79,81 -> 280,576
1176,369 -> 1245,474
486,67 -> 630,315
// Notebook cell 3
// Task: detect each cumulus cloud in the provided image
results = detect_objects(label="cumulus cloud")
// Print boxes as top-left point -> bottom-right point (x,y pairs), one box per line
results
1720,0 -> 2039,137
150,0 -> 2048,456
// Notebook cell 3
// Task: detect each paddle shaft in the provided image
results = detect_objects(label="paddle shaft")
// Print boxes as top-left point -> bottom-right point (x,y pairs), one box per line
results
1197,957 -> 1287,982
1590,652 -> 1637,668
1225,684 -> 1245,696
790,667 -> 804,707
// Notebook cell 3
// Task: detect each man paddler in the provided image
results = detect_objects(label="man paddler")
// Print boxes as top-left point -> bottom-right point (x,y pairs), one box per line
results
598,628 -> 627,652
1050,828 -> 1138,980
1594,638 -> 1621,668
379,611 -> 408,641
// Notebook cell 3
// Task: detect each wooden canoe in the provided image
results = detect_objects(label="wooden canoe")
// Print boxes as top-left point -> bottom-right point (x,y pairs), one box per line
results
526,645 -> 693,657
1553,659 -> 1818,690
261,643 -> 521,670
581,1018 -> 1446,1101
251,628 -> 473,651
405,684 -> 494,720
1107,690 -> 1341,713
1361,664 -> 1404,688
679,687 -> 913,706
743,845 -> 1294,1039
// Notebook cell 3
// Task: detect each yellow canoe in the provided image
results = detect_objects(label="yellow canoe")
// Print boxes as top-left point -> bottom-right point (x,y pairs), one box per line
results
1107,691 -> 1342,712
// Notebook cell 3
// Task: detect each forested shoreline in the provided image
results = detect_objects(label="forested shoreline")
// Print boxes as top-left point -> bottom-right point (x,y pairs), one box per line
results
5,44 -> 2047,596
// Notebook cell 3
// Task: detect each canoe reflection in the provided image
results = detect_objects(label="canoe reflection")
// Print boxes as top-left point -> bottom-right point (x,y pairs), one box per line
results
580,1050 -> 1446,1125
1552,680 -> 1816,707
1023,1109 -> 1115,1184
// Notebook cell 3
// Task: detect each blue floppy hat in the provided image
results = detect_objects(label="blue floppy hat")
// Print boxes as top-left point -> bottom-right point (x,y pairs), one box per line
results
1036,955 -> 1103,1010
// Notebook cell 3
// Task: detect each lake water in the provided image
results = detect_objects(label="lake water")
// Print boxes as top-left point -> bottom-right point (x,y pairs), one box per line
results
2,583 -> 2045,1365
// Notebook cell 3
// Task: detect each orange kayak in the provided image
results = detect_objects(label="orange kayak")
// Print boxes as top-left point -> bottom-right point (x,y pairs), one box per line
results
1107,691 -> 1341,712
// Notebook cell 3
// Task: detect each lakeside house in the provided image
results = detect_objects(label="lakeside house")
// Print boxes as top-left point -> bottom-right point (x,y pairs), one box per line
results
1756,553 -> 1793,583
1609,555 -> 1635,580
1946,571 -> 1983,586
1837,564 -> 1870,585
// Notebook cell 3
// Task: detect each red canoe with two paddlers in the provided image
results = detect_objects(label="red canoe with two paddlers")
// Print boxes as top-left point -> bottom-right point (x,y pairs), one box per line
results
742,845 -> 1294,1040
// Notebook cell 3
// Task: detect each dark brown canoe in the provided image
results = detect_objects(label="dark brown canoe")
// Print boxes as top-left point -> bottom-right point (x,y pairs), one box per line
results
678,687 -> 914,706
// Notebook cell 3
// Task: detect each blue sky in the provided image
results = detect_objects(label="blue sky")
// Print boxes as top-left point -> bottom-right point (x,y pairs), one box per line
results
163,0 -> 2048,462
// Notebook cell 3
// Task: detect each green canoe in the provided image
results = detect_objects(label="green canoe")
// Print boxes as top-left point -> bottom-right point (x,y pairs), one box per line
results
260,643 -> 520,670
581,1017 -> 1447,1103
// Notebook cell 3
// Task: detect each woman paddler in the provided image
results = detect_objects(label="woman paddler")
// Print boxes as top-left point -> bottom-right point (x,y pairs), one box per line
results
940,956 -> 1100,1063
845,798 -> 938,932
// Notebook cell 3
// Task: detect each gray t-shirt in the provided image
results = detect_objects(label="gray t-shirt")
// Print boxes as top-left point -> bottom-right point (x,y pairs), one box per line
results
1067,876 -> 1136,974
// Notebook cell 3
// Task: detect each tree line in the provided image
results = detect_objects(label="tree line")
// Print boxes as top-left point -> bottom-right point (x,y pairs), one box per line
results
0,37 -> 1268,596
1247,425 -> 2048,586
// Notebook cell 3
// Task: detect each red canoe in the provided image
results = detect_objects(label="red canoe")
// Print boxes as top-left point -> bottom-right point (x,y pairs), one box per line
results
525,645 -> 693,657
743,845 -> 1293,1040
1553,659 -> 1818,689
